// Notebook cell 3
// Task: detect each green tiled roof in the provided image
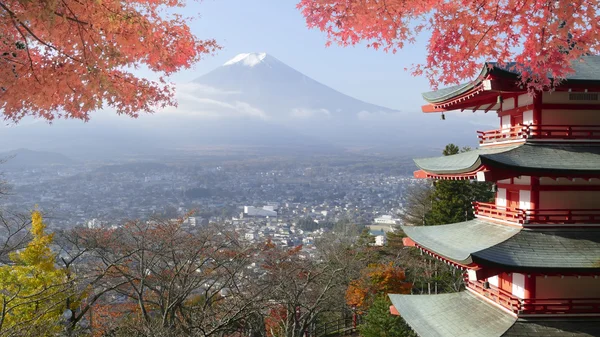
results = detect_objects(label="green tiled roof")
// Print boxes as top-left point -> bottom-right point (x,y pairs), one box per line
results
389,292 -> 516,337
422,55 -> 600,103
414,143 -> 600,175
389,292 -> 600,337
503,318 -> 600,337
472,228 -> 600,272
404,221 -> 600,271
402,220 -> 520,264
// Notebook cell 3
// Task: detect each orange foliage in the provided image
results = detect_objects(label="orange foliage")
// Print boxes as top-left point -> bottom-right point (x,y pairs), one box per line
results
0,0 -> 219,122
91,302 -> 140,337
264,305 -> 287,337
298,0 -> 600,91
346,262 -> 412,311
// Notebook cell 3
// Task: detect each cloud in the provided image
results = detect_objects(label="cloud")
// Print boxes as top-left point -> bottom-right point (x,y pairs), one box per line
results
175,82 -> 241,96
290,108 -> 331,119
159,83 -> 269,120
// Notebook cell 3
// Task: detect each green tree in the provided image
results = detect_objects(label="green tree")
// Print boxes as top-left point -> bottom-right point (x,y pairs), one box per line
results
359,296 -> 415,337
0,211 -> 69,337
427,144 -> 494,226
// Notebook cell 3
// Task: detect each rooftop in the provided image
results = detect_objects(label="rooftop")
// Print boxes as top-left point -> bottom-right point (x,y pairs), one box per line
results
422,55 -> 600,104
414,143 -> 600,177
403,220 -> 600,272
389,291 -> 600,337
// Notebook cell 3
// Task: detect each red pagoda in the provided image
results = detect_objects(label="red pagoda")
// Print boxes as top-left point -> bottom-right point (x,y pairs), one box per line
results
389,56 -> 600,336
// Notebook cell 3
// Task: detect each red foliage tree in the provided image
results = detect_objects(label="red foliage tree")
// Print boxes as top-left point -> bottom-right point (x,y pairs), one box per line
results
0,0 -> 218,122
298,0 -> 600,90
346,262 -> 412,312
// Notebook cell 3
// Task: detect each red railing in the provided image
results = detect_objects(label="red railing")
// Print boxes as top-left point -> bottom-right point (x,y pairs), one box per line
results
478,124 -> 600,144
522,298 -> 600,315
467,280 -> 600,315
477,125 -> 527,143
472,202 -> 525,223
528,124 -> 600,140
467,280 -> 522,313
473,202 -> 600,225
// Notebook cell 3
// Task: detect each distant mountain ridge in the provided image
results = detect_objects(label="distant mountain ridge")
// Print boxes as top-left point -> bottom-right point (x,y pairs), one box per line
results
0,148 -> 73,168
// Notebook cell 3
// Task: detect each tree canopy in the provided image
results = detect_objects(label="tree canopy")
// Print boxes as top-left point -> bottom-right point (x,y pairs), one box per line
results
0,211 -> 69,336
298,0 -> 600,91
0,0 -> 218,122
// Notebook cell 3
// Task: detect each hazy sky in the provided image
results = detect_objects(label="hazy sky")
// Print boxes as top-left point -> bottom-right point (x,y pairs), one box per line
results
170,0 -> 431,111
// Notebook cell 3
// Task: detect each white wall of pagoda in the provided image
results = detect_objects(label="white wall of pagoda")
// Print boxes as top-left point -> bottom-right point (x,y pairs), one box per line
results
542,109 -> 600,125
536,276 -> 600,299
496,188 -> 507,207
512,273 -> 526,299
539,191 -> 600,209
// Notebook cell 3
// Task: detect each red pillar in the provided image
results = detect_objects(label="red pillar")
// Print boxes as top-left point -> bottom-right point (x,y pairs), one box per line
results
533,91 -> 543,125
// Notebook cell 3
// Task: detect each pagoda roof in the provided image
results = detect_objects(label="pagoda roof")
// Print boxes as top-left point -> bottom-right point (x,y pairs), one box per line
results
473,228 -> 600,272
403,220 -> 600,271
402,219 -> 519,265
389,291 -> 600,337
422,55 -> 600,104
389,291 -> 516,337
414,143 -> 600,177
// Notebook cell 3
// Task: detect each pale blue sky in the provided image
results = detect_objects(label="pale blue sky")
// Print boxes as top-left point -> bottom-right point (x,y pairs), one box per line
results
171,0 -> 432,112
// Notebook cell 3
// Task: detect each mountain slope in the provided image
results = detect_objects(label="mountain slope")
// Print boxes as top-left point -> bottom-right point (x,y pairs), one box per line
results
192,52 -> 398,120
0,148 -> 73,168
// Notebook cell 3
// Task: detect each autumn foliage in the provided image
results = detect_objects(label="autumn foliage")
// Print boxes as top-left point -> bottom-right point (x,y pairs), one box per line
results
346,262 -> 412,311
0,211 -> 69,336
298,0 -> 600,90
0,0 -> 218,122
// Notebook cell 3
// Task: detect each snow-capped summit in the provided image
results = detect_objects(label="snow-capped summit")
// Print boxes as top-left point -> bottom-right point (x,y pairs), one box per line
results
224,52 -> 268,67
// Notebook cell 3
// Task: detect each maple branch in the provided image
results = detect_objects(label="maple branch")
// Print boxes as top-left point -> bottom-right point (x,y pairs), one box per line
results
0,0 -> 83,64
9,18 -> 41,84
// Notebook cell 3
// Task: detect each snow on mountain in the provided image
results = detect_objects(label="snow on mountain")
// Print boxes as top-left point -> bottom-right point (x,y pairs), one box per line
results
223,52 -> 268,67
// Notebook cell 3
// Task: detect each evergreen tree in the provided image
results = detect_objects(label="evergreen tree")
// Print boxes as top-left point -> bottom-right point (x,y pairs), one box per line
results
359,296 -> 415,337
427,144 -> 494,226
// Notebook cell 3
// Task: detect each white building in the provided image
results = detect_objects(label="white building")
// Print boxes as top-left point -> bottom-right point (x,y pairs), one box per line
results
243,206 -> 277,218
374,235 -> 387,246
374,215 -> 398,225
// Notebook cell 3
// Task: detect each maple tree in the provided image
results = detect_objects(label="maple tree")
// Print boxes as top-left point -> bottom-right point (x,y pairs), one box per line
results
298,0 -> 600,90
346,262 -> 411,312
0,0 -> 218,122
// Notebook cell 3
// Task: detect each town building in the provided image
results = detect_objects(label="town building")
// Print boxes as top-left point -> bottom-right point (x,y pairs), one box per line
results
374,214 -> 398,225
390,56 -> 600,336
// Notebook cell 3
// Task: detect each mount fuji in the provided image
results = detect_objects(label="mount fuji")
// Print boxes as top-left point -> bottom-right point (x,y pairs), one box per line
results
0,52 -> 496,159
169,52 -> 494,149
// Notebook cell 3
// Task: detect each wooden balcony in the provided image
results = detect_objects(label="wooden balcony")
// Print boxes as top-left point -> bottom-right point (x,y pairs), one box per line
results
478,124 -> 600,145
467,280 -> 600,315
473,202 -> 600,225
